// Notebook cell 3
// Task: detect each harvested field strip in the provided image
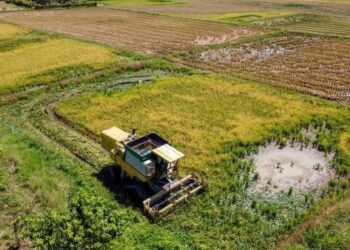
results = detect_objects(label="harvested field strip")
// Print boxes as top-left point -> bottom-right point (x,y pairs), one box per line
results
172,10 -> 297,25
0,8 -> 266,54
277,16 -> 350,38
0,38 -> 118,92
183,35 -> 350,101
0,22 -> 27,40
100,0 -> 180,6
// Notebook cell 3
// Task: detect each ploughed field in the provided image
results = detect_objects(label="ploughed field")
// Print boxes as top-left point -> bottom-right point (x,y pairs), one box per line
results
0,8 -> 265,54
183,35 -> 350,102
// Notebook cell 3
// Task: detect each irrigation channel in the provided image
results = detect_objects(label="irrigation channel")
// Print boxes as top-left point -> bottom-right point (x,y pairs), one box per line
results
0,70 -> 167,172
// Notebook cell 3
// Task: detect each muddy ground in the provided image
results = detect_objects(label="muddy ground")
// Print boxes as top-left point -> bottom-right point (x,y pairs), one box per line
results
250,143 -> 335,196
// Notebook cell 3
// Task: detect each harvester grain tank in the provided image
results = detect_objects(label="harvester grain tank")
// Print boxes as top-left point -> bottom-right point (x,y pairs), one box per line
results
101,127 -> 206,219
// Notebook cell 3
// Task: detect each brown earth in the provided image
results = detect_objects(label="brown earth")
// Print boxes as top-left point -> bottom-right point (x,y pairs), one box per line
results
0,8 -> 265,54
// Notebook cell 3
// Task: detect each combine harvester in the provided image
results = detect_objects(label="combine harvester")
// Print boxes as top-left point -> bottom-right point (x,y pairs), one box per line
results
101,127 -> 207,219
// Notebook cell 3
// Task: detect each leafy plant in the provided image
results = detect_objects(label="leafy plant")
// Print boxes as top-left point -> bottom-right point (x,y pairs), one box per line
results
24,188 -> 129,249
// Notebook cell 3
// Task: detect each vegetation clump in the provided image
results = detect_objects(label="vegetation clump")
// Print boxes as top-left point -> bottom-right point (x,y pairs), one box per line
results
24,188 -> 129,249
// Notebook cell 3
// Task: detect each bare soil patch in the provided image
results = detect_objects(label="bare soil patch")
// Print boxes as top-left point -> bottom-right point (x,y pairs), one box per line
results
250,143 -> 335,196
0,8 -> 265,54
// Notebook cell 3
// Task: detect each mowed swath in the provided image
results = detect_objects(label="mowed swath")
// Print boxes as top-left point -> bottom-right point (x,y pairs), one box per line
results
277,16 -> 350,38
184,36 -> 350,101
0,8 -> 265,54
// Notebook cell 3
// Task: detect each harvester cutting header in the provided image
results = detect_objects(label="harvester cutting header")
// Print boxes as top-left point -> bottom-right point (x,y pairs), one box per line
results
101,127 -> 206,219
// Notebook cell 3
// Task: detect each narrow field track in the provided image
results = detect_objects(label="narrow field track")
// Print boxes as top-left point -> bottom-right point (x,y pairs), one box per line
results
183,35 -> 350,102
0,8 -> 265,54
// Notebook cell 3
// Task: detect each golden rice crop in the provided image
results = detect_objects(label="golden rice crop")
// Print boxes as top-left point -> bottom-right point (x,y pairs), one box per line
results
0,22 -> 27,40
0,38 -> 118,91
55,75 -> 350,178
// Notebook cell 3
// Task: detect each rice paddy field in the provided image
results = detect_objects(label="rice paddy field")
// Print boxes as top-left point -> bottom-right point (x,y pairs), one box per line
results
0,34 -> 119,93
0,22 -> 27,40
55,74 -> 350,185
182,35 -> 350,101
113,0 -> 350,16
54,75 -> 350,249
0,0 -> 350,249
256,14 -> 350,38
0,8 -> 265,54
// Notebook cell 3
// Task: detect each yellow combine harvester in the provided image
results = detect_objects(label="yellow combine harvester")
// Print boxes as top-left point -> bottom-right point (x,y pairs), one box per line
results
101,127 -> 207,219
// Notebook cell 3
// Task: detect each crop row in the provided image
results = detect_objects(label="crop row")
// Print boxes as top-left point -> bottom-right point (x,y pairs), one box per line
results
0,8 -> 265,54
184,35 -> 350,101
279,17 -> 350,38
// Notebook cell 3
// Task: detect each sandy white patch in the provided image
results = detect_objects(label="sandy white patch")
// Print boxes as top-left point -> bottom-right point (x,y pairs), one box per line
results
193,33 -> 241,46
198,45 -> 292,64
250,143 -> 335,195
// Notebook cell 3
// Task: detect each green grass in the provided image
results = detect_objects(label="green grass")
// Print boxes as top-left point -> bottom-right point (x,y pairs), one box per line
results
0,120 -> 84,248
56,74 -> 350,249
283,3 -> 313,9
282,192 -> 350,250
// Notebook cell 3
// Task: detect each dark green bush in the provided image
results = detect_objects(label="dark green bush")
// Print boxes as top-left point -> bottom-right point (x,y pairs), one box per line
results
24,188 -> 128,249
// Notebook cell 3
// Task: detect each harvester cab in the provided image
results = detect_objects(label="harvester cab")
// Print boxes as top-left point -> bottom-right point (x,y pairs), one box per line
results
101,127 -> 206,219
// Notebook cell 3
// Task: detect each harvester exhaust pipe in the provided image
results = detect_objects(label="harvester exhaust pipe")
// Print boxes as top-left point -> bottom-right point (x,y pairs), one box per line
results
132,127 -> 136,135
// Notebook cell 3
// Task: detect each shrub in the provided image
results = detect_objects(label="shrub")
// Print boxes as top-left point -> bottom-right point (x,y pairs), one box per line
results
24,188 -> 127,249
